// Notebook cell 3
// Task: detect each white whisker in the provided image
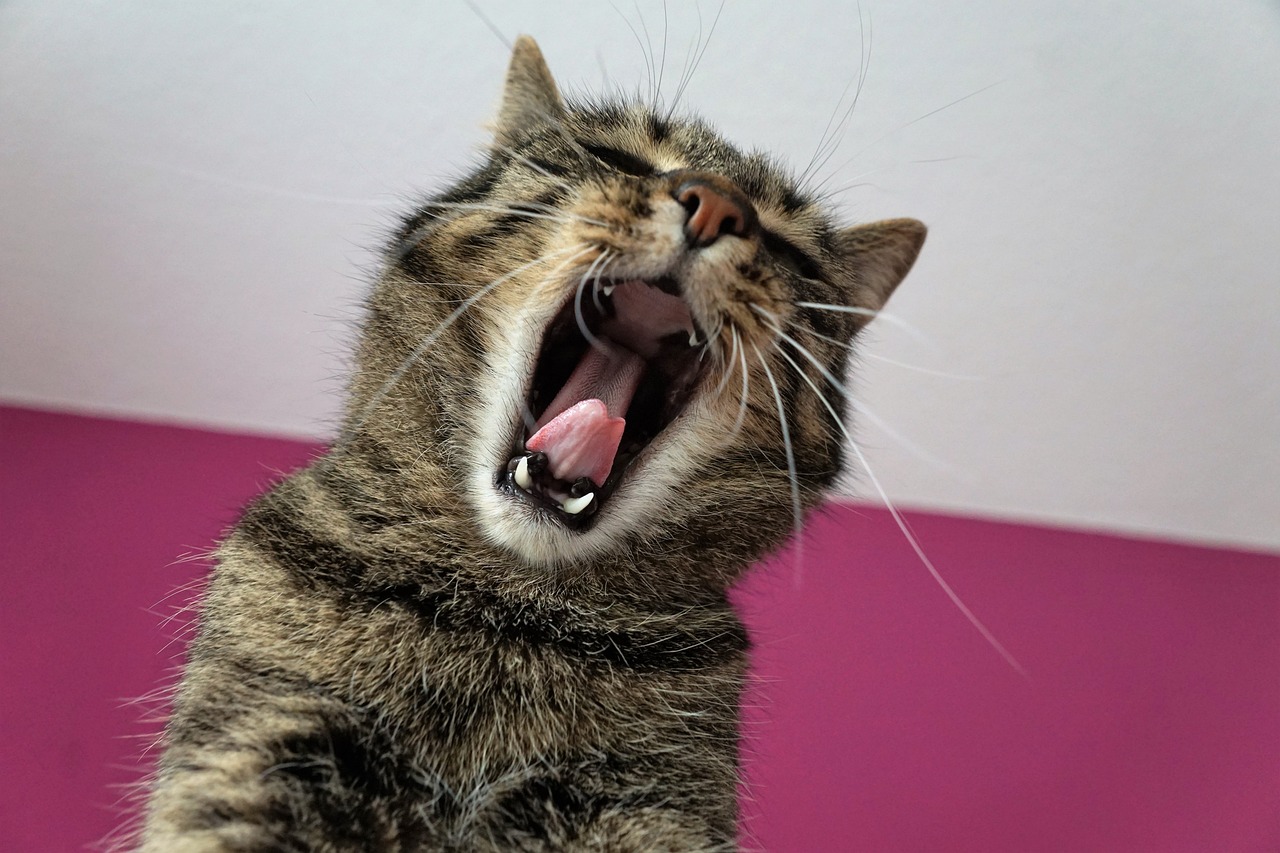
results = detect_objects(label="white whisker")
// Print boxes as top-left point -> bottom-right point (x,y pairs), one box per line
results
796,320 -> 984,381
611,2 -> 656,104
799,1 -> 872,190
865,352 -> 986,381
413,200 -> 608,228
461,0 -> 513,50
756,306 -> 949,470
794,300 -> 936,349
122,159 -> 400,207
848,439 -> 1028,677
333,244 -> 593,456
751,340 -> 805,576
665,0 -> 726,122
655,0 -> 669,106
711,322 -> 740,400
728,326 -> 751,440
633,1 -> 658,105
490,143 -> 578,194
825,80 -> 1005,183
575,251 -> 614,352
768,334 -> 1026,676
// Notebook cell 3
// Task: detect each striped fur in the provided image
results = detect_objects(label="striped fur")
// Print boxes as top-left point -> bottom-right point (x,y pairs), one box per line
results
137,37 -> 924,851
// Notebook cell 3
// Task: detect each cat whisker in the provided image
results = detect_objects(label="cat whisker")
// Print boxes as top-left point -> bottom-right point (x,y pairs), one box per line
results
575,250 -> 615,352
698,317 -> 723,364
817,158 -> 980,201
798,1 -> 872,189
333,243 -> 594,456
125,159 -> 402,208
610,2 -> 657,105
854,436 -> 1027,677
756,306 -> 952,471
489,142 -> 579,195
711,321 -> 741,400
765,336 -> 1025,675
591,270 -> 609,313
656,0 -> 669,108
811,165 -> 895,200
488,137 -> 615,198
627,0 -> 665,108
728,325 -> 752,440
809,8 -> 873,185
864,352 -> 986,381
394,204 -> 607,267
461,0 -> 513,50
667,6 -> 702,118
795,321 -> 984,381
821,80 -> 1005,191
412,200 -> 608,228
750,340 -> 805,575
665,0 -> 726,122
793,300 -> 937,349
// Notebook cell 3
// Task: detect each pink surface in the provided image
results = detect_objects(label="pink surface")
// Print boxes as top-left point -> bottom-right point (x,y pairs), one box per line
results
2,405 -> 1277,851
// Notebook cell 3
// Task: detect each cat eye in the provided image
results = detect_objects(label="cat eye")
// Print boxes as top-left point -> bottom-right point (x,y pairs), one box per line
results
580,142 -> 654,177
762,231 -> 823,281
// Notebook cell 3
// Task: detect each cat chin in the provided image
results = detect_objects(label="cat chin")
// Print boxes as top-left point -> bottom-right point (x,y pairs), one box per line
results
470,484 -> 635,567
468,435 -> 706,568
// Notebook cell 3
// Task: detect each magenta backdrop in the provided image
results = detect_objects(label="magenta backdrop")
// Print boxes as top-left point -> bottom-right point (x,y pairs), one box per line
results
2,405 -> 1277,851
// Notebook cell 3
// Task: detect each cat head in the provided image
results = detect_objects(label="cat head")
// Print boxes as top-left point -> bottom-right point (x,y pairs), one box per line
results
349,37 -> 924,577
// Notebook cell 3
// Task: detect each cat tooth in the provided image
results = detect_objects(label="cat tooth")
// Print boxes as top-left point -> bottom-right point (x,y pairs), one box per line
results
601,284 -> 616,297
688,330 -> 700,347
561,493 -> 594,515
514,455 -> 533,490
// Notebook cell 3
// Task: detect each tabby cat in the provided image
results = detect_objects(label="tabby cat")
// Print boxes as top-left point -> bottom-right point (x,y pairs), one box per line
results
138,36 -> 924,852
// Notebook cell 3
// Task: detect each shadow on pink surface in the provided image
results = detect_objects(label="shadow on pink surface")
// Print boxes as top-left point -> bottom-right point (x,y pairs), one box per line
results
2,405 -> 1277,851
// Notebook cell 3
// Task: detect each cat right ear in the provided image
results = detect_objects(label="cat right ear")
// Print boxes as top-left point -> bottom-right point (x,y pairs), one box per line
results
494,36 -> 565,146
833,218 -> 927,319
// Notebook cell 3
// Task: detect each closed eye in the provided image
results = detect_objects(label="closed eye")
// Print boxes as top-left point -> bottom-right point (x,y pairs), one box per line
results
581,142 -> 654,177
762,231 -> 823,281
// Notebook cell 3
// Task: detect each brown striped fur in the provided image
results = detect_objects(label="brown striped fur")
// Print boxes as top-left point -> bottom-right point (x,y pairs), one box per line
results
137,37 -> 924,851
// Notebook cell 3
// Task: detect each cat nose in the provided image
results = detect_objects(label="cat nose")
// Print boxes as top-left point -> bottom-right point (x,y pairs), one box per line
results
669,171 -> 758,248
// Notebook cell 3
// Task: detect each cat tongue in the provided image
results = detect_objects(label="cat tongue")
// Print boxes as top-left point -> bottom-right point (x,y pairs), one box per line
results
526,400 -> 624,487
527,344 -> 645,486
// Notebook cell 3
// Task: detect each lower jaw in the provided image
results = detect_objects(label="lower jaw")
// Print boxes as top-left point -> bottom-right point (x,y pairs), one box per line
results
500,450 -> 603,530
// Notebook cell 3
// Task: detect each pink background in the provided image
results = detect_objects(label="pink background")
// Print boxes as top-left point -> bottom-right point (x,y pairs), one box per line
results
3,405 -> 1277,851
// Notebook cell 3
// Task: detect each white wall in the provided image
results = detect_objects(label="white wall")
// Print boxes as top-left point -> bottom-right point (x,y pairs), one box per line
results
3,1 -> 1277,551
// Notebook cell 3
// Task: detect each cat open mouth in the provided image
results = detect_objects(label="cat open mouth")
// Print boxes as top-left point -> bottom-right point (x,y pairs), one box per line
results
499,276 -> 707,529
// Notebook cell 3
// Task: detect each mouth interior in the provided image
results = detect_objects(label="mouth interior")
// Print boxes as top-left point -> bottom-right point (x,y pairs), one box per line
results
500,276 -> 706,529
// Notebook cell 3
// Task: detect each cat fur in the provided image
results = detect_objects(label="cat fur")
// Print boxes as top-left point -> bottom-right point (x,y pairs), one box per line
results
136,36 -> 925,852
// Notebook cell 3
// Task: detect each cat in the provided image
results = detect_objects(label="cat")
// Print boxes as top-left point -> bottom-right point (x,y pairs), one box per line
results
136,36 -> 924,852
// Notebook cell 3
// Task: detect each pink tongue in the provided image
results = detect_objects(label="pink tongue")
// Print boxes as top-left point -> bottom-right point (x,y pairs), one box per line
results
526,399 -> 624,487
526,343 -> 646,486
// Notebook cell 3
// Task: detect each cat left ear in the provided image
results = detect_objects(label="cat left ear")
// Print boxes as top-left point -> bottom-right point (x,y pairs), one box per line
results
494,36 -> 565,146
834,218 -> 927,317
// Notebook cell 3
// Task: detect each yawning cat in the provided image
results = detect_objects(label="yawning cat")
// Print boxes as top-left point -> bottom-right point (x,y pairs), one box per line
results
137,36 -> 924,852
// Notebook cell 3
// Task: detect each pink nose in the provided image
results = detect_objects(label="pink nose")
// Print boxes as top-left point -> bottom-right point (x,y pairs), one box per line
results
672,174 -> 757,248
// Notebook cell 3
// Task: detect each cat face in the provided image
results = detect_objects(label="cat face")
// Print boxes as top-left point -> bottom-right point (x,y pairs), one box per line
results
360,37 -> 924,571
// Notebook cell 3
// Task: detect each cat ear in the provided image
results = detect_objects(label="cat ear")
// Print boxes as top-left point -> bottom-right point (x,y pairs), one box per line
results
834,218 -> 927,317
495,36 -> 565,145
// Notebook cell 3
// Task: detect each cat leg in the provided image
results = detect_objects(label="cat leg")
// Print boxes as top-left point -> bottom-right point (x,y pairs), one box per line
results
562,807 -> 737,853
138,690 -> 412,853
